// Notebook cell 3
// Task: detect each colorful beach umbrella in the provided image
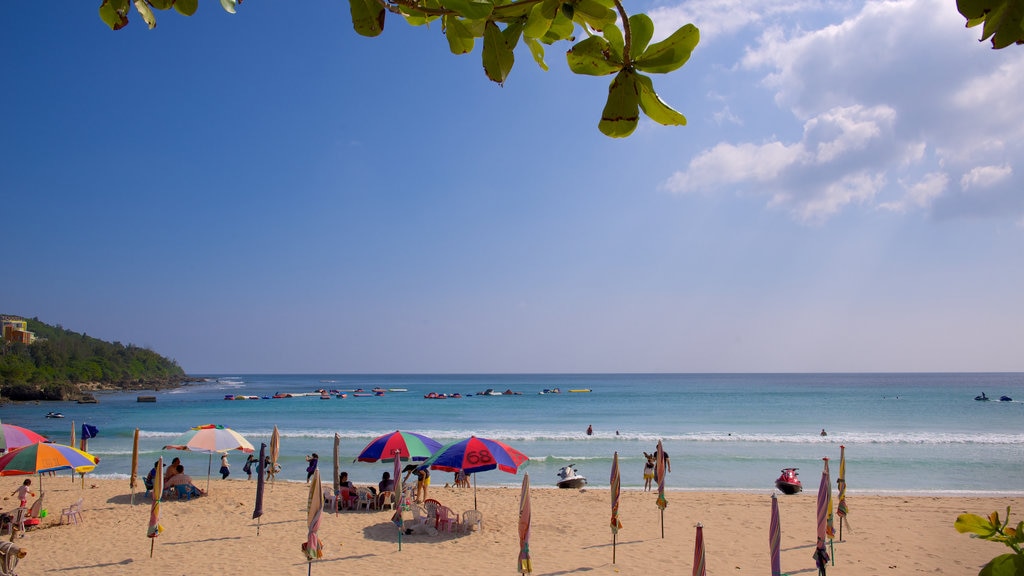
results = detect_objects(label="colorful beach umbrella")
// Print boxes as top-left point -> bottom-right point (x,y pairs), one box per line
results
303,469 -> 324,571
419,436 -> 529,510
836,445 -> 848,541
130,428 -> 140,505
164,424 -> 254,493
656,439 -> 668,538
392,450 -> 404,551
0,423 -> 48,453
610,451 -> 623,564
0,442 -> 98,482
518,472 -> 532,574
770,493 -> 782,576
692,523 -> 706,576
269,425 -> 280,484
355,430 -> 442,462
253,443 -> 266,535
815,457 -> 833,575
147,456 -> 164,558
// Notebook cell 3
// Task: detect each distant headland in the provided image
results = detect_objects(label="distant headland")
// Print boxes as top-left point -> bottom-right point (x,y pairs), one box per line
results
0,314 -> 199,402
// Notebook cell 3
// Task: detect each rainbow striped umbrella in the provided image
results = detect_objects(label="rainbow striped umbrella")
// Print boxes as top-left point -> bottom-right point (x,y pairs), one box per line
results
692,523 -> 706,576
610,451 -> 623,563
164,424 -> 254,493
0,423 -> 48,452
836,445 -> 848,540
0,442 -> 98,477
356,430 -> 441,462
419,436 -> 529,510
303,469 -> 324,568
770,493 -> 782,576
147,456 -> 164,557
656,440 -> 668,538
518,472 -> 532,574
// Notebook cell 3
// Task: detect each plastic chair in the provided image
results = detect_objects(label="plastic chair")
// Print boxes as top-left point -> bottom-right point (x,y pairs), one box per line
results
323,485 -> 338,512
437,505 -> 458,532
357,489 -> 374,510
462,509 -> 483,532
422,500 -> 439,527
0,508 -> 26,537
59,499 -> 83,525
378,491 -> 394,511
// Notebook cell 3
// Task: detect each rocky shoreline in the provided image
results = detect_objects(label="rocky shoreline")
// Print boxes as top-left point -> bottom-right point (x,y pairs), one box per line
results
0,376 -> 206,403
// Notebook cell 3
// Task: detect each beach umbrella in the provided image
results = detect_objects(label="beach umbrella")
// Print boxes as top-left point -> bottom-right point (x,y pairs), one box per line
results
610,451 -> 623,564
418,436 -> 529,510
130,428 -> 140,505
163,424 -> 254,494
269,425 -> 280,484
303,469 -> 324,573
0,422 -> 48,453
0,442 -> 98,489
770,493 -> 782,576
355,430 -> 442,462
392,450 -> 403,551
656,439 -> 668,538
147,456 -> 164,557
332,433 -> 340,513
815,457 -> 833,575
254,443 -> 266,535
836,445 -> 848,541
692,523 -> 706,576
518,472 -> 532,574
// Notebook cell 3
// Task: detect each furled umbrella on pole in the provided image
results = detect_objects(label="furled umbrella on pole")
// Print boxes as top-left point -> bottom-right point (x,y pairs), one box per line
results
610,452 -> 623,564
392,450 -> 403,551
130,428 -> 140,505
518,472 -> 532,575
332,433 -> 340,514
303,469 -> 324,574
163,424 -> 254,494
253,443 -> 266,536
656,440 -> 668,538
69,421 -> 75,451
76,423 -> 99,488
770,493 -> 782,576
417,436 -> 529,510
836,445 -> 849,541
0,442 -> 99,491
147,456 -> 164,558
692,523 -> 707,576
269,425 -> 280,485
814,458 -> 833,575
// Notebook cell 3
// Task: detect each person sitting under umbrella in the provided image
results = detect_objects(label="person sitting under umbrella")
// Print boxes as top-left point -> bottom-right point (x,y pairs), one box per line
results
165,464 -> 205,498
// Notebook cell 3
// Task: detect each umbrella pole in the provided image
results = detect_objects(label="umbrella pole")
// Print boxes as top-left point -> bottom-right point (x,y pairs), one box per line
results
839,518 -> 843,541
660,508 -> 665,539
207,453 -> 213,495
612,533 -> 616,564
473,473 -> 478,511
150,538 -> 155,558
830,538 -> 834,565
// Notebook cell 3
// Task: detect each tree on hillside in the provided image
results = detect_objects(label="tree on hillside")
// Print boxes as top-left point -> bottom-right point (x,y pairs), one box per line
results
97,0 -> 698,138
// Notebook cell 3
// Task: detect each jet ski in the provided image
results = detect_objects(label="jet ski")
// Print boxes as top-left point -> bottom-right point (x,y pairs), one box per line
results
775,468 -> 802,494
1000,396 -> 1013,402
556,464 -> 588,489
975,392 -> 990,401
45,411 -> 65,419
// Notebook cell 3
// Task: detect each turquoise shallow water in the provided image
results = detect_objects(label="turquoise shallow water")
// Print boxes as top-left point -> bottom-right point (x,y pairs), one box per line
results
5,373 -> 1023,494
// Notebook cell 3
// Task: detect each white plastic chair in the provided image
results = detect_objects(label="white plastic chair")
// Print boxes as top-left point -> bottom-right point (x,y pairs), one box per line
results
59,498 -> 83,525
0,508 -> 26,537
357,489 -> 374,511
462,509 -> 483,532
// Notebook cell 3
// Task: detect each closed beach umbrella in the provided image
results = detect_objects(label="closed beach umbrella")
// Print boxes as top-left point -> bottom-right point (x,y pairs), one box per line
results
392,451 -> 404,550
130,428 -> 140,504
518,472 -> 532,574
303,469 -> 324,571
610,452 -> 623,564
69,421 -> 76,450
163,424 -> 254,493
656,440 -> 668,538
79,423 -> 98,453
269,425 -> 280,483
0,423 -> 48,453
836,445 -> 848,541
0,442 -> 98,489
356,430 -> 442,462
770,493 -> 782,576
814,458 -> 833,575
253,443 -> 266,535
147,456 -> 164,557
332,433 -> 340,513
418,436 -> 529,510
692,523 -> 706,576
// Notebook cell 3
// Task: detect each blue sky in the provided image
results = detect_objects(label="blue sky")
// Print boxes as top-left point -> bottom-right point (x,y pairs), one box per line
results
4,0 -> 1022,374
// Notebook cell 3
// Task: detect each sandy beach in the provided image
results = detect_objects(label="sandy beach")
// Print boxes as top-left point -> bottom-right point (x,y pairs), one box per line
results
0,476 -> 1018,576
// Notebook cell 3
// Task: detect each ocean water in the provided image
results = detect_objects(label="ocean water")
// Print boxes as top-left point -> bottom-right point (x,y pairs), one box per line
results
4,373 -> 1022,495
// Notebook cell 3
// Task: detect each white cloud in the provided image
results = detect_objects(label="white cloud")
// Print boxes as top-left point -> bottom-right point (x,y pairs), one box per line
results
960,164 -> 1012,191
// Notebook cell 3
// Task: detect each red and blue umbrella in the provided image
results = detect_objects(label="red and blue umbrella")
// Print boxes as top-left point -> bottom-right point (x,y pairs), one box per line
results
0,423 -> 48,452
419,436 -> 529,509
356,430 -> 441,462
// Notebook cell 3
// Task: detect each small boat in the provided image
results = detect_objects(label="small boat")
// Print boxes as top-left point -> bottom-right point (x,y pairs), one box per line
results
556,464 -> 587,489
372,387 -> 387,394
272,393 -> 292,399
320,392 -> 331,400
539,388 -> 561,394
568,389 -> 592,393
1000,395 -> 1013,402
45,412 -> 65,419
352,393 -> 373,397
477,389 -> 502,396
502,389 -> 522,395
775,468 -> 802,494
335,393 -> 347,399
388,388 -> 408,392
975,393 -> 990,401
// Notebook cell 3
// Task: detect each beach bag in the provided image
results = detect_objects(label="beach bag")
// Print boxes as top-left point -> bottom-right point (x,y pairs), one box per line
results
306,463 -> 316,474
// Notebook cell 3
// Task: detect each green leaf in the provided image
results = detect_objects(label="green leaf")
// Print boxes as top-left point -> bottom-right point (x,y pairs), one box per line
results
98,0 -> 129,30
133,0 -> 156,29
566,35 -> 622,76
524,36 -> 549,70
491,0 -> 535,20
979,553 -> 1024,576
598,69 -> 640,138
628,13 -> 654,60
503,17 -> 525,50
173,0 -> 198,16
349,0 -> 386,37
220,0 -> 237,15
636,73 -> 685,126
482,20 -> 514,84
441,0 -> 494,21
957,0 -> 1024,48
444,16 -> 476,54
634,23 -> 699,74
148,0 -> 173,9
541,9 -> 575,44
956,513 -> 999,537
573,0 -> 615,31
524,1 -> 555,38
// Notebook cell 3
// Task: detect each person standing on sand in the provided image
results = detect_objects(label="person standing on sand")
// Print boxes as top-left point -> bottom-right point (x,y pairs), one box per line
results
642,452 -> 656,492
11,480 -> 34,507
305,453 -> 319,483
243,454 -> 257,480
219,453 -> 230,479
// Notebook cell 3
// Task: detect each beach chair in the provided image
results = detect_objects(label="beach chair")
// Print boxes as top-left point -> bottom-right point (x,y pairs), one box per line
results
356,488 -> 375,511
59,499 -> 83,525
461,509 -> 483,533
0,509 -> 26,537
323,484 -> 338,512
437,505 -> 458,532
378,491 -> 395,511
422,499 -> 441,528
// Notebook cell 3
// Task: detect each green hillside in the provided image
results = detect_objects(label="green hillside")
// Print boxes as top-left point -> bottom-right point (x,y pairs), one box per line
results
0,316 -> 187,401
